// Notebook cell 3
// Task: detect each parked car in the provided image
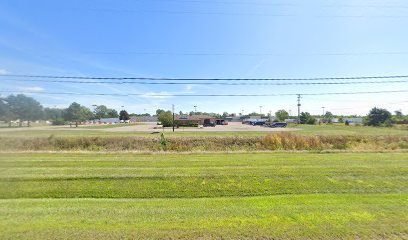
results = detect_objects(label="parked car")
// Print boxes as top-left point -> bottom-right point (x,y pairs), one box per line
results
203,119 -> 216,127
270,122 -> 287,128
251,121 -> 266,126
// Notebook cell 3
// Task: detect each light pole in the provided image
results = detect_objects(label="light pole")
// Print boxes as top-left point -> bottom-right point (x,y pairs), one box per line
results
259,106 -> 263,115
194,105 -> 197,115
322,107 -> 325,116
172,104 -> 175,132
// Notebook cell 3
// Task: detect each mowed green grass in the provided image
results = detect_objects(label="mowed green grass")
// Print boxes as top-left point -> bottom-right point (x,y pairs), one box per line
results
0,152 -> 408,239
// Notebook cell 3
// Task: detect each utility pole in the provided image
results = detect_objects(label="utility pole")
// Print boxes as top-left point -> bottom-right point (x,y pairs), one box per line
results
259,106 -> 263,115
322,107 -> 325,116
297,94 -> 301,124
194,105 -> 197,115
172,104 -> 175,132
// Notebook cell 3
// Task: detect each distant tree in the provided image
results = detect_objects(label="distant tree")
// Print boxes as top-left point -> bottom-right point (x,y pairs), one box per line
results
44,107 -> 65,125
81,106 -> 94,120
158,111 -> 173,127
275,110 -> 289,122
364,107 -> 392,126
299,112 -> 316,125
107,109 -> 119,118
392,110 -> 404,122
395,110 -> 403,117
94,105 -> 108,119
64,102 -> 92,127
156,109 -> 165,116
0,98 -> 14,126
119,110 -> 130,121
323,111 -> 334,123
44,107 -> 64,120
6,94 -> 43,127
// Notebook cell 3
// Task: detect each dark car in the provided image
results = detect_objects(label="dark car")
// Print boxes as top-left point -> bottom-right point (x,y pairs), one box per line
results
203,119 -> 216,127
270,122 -> 287,128
251,121 -> 266,126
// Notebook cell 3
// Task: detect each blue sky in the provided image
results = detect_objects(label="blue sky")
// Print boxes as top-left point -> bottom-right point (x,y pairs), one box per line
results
0,0 -> 408,116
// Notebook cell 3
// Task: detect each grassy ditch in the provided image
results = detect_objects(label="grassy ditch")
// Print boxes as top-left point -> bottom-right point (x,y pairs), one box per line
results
0,132 -> 407,152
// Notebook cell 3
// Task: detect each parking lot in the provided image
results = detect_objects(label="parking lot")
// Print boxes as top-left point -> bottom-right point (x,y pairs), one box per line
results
104,122 -> 298,132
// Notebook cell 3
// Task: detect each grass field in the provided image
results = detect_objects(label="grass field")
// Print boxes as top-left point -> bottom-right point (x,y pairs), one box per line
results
1,152 -> 407,239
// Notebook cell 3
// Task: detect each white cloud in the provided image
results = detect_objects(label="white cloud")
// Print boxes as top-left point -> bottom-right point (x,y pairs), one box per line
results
19,86 -> 45,92
141,92 -> 174,99
0,69 -> 8,75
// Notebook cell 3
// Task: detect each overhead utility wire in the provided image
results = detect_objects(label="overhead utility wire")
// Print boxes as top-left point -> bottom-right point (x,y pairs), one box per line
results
3,78 -> 408,85
2,74 -> 408,81
1,90 -> 407,97
83,51 -> 408,56
141,0 -> 408,8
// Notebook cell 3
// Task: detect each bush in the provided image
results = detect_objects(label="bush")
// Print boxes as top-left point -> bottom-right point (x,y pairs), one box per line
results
365,107 -> 392,126
158,111 -> 173,127
299,112 -> 316,125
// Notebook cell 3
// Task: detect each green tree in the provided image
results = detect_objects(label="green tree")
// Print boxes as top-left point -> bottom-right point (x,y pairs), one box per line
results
64,102 -> 92,127
156,109 -> 165,116
299,112 -> 316,125
364,107 -> 392,126
44,108 -> 63,120
6,94 -> 43,127
44,107 -> 65,125
0,98 -> 14,126
275,109 -> 289,122
80,106 -> 94,121
119,110 -> 130,121
107,109 -> 119,118
94,105 -> 108,119
392,110 -> 404,122
323,111 -> 334,123
158,111 -> 173,127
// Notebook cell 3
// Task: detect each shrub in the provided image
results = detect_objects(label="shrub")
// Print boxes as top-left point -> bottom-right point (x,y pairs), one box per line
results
365,107 -> 392,126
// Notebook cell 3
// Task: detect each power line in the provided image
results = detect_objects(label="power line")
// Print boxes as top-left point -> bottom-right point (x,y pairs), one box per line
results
3,74 -> 408,81
86,8 -> 408,18
1,89 -> 407,97
3,78 -> 408,85
83,51 -> 408,57
140,0 -> 408,9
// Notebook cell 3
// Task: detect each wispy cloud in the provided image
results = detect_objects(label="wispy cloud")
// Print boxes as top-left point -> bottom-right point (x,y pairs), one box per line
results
141,92 -> 174,99
0,69 -> 8,75
18,86 -> 44,92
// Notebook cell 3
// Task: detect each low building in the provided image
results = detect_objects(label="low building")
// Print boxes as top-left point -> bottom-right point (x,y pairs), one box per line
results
129,116 -> 158,123
98,118 -> 120,124
174,115 -> 216,126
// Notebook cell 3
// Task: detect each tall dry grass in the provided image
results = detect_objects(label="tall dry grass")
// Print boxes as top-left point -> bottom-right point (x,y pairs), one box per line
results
0,133 -> 407,152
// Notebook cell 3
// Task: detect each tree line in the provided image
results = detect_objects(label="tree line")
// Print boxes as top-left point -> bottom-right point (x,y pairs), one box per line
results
1,94 -> 406,128
0,94 -> 129,127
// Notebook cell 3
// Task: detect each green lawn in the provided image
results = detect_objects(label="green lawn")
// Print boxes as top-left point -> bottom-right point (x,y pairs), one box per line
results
295,124 -> 408,136
1,152 -> 407,239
